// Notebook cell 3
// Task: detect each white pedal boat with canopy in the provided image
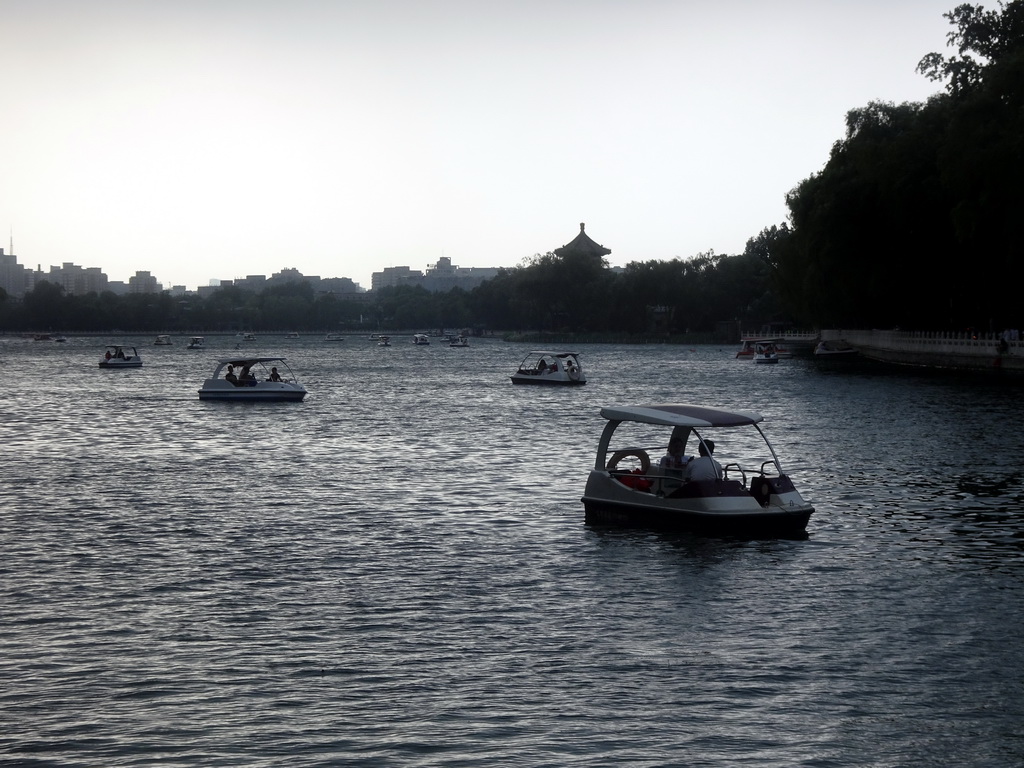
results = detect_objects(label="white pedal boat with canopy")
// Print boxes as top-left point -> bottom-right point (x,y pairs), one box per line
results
510,351 -> 585,386
582,404 -> 813,537
198,357 -> 307,401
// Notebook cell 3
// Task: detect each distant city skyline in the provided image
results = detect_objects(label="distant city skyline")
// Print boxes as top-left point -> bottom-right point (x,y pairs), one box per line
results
1,1 -> 954,291
0,245 -> 506,298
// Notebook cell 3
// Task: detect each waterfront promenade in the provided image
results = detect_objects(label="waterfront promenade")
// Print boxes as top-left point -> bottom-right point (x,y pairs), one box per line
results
808,329 -> 1024,374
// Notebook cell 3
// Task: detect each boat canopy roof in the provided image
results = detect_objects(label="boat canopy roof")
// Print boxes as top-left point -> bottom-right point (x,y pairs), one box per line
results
600,404 -> 763,427
214,357 -> 288,367
526,350 -> 581,357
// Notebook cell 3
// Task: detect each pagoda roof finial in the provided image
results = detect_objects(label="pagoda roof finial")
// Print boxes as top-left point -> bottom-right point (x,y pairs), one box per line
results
555,222 -> 611,258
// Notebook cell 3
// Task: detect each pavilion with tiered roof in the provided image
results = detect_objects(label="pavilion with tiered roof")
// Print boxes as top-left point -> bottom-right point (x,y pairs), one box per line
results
555,223 -> 611,259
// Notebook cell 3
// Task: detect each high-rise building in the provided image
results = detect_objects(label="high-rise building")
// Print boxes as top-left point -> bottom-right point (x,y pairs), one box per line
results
0,248 -> 32,297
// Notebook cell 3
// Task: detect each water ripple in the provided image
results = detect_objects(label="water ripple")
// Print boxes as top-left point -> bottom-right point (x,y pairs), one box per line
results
2,338 -> 1024,766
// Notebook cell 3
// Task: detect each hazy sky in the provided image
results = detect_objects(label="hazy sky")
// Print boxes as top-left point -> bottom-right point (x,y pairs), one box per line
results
1,0 -> 956,290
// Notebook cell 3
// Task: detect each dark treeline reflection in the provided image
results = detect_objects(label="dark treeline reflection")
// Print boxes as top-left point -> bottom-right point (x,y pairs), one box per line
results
4,2 -> 1022,336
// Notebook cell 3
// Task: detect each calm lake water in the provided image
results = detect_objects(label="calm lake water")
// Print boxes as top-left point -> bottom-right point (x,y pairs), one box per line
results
2,334 -> 1023,767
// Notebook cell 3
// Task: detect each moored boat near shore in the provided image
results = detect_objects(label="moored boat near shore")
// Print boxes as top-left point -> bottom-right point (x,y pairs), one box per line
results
814,340 -> 858,357
752,342 -> 780,364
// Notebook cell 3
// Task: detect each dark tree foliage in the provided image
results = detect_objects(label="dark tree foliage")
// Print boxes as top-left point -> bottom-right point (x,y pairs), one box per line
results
2,248 -> 788,336
779,0 -> 1024,331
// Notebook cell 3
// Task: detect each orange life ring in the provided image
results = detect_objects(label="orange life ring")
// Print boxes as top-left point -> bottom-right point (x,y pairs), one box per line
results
607,449 -> 651,474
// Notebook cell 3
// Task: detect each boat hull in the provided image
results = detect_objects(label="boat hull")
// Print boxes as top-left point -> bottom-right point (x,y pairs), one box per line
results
510,374 -> 586,386
99,360 -> 142,368
582,472 -> 812,537
198,390 -> 306,402
198,382 -> 306,401
582,497 -> 811,537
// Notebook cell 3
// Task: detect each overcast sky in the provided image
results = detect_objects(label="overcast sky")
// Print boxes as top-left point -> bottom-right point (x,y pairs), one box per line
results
1,0 -> 956,290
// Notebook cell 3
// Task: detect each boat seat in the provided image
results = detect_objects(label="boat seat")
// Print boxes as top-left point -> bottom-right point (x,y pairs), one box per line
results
614,469 -> 652,492
748,475 -> 797,506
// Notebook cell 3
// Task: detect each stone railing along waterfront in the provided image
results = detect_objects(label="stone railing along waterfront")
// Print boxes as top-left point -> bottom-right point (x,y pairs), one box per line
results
814,329 -> 1024,373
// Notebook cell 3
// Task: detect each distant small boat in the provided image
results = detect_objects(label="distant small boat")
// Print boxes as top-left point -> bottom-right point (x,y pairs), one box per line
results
814,340 -> 858,357
510,351 -> 586,386
324,333 -> 345,342
752,342 -> 780,364
412,333 -> 430,345
286,332 -> 300,339
449,336 -> 470,348
187,336 -> 206,350
378,336 -> 392,347
99,345 -> 142,368
237,332 -> 257,341
737,338 -> 791,359
154,335 -> 173,346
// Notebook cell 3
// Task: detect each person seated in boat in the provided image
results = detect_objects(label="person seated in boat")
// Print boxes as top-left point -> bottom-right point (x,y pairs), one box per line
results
268,367 -> 282,382
685,439 -> 723,482
224,364 -> 238,385
535,359 -> 548,374
239,364 -> 257,386
659,437 -> 691,470
115,348 -> 125,359
105,350 -> 112,360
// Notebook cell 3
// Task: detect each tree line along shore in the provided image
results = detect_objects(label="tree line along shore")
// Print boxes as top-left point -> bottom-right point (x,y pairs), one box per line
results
4,3 -> 1021,341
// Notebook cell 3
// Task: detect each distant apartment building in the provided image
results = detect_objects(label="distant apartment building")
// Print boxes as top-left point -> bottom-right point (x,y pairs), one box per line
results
2,245 -> 363,299
372,265 -> 422,291
127,271 -> 162,294
423,257 -> 499,292
231,274 -> 268,292
0,248 -> 32,297
202,268 -> 363,296
0,253 -> 169,298
371,257 -> 500,293
46,262 -> 109,295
